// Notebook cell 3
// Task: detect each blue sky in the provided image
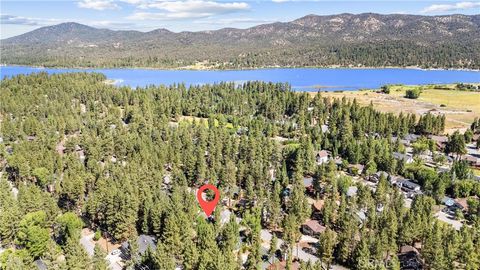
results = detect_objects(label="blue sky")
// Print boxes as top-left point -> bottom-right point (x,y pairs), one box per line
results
1,0 -> 479,38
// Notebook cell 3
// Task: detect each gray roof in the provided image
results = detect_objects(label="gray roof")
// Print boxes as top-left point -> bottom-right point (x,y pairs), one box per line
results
34,259 -> 47,270
346,186 -> 358,197
402,180 -> 420,190
138,235 -> 156,255
303,177 -> 313,187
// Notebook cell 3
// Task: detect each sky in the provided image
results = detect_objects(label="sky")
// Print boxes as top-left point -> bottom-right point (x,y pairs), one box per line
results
1,0 -> 479,38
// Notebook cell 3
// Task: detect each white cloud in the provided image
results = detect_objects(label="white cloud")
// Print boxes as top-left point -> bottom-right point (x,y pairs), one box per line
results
0,14 -> 60,26
141,1 -> 249,13
129,11 -> 211,20
421,1 -> 480,13
194,17 -> 274,25
128,1 -> 250,20
78,0 -> 120,10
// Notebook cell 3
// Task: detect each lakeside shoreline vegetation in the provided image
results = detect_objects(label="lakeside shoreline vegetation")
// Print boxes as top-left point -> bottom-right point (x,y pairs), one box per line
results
3,64 -> 480,72
0,72 -> 479,269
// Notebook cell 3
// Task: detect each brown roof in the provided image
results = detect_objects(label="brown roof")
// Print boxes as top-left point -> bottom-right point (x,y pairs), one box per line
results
317,150 -> 329,158
455,198 -> 469,210
313,200 -> 324,211
302,220 -> 326,234
267,261 -> 300,270
400,245 -> 419,254
429,135 -> 448,143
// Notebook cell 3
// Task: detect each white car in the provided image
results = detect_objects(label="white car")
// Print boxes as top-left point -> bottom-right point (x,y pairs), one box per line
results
111,249 -> 121,256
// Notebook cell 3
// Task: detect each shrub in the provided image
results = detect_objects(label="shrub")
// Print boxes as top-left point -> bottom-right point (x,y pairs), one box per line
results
94,229 -> 101,241
405,88 -> 422,99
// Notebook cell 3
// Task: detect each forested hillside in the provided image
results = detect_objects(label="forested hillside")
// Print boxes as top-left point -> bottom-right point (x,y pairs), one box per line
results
2,13 -> 480,69
0,73 -> 479,269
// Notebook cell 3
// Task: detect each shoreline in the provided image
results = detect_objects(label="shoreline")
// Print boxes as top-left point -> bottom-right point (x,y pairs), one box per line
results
2,63 -> 479,72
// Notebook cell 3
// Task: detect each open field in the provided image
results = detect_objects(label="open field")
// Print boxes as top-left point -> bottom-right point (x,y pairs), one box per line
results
313,84 -> 480,133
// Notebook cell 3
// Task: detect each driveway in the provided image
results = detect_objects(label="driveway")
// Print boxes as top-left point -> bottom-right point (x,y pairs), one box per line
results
80,232 -> 95,257
106,252 -> 123,270
435,211 -> 463,230
260,229 -> 348,269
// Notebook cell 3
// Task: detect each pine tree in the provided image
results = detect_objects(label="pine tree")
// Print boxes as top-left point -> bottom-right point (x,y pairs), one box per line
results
92,244 -> 108,270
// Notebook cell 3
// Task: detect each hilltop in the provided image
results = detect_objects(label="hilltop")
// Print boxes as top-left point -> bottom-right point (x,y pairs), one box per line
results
2,13 -> 480,69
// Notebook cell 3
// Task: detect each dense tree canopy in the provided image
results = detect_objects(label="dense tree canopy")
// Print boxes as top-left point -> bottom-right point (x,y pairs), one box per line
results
0,73 -> 478,270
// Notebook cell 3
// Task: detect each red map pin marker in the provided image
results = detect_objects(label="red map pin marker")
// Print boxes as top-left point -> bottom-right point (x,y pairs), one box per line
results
196,184 -> 220,217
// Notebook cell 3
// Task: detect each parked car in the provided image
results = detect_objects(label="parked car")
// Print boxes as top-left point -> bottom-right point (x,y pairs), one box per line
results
111,249 -> 121,256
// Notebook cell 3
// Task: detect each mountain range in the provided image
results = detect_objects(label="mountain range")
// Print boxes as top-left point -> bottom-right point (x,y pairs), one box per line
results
2,13 -> 480,69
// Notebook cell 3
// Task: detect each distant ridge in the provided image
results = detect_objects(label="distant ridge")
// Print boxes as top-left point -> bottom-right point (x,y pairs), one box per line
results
2,13 -> 480,69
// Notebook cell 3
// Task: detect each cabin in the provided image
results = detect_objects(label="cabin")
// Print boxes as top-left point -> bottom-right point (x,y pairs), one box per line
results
34,259 -> 47,270
393,152 -> 414,164
454,198 -> 469,212
399,134 -> 419,146
428,135 -> 448,150
441,196 -> 455,207
312,200 -> 324,219
121,234 -> 157,257
401,180 -> 421,192
368,171 -> 389,183
301,220 -> 326,236
268,261 -> 300,270
321,124 -> 329,133
346,186 -> 358,197
348,164 -> 364,175
316,150 -> 330,165
463,154 -> 480,168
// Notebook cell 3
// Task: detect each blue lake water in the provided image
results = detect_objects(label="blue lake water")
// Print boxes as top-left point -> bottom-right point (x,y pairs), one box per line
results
1,65 -> 479,91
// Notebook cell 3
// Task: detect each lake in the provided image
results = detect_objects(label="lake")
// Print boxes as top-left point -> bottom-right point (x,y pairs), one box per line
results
1,66 -> 479,91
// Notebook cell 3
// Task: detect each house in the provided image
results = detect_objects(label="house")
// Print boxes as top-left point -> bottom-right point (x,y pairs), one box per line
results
398,245 -> 423,270
312,200 -> 324,212
74,145 -> 86,161
393,152 -> 414,164
303,177 -> 313,188
441,196 -> 455,207
220,209 -> 232,225
121,234 -> 157,257
348,164 -> 364,175
454,198 -> 469,212
369,171 -> 389,183
303,177 -> 315,194
163,174 -> 172,185
268,261 -> 300,270
401,180 -> 421,192
355,210 -> 367,224
34,259 -> 47,270
390,175 -> 405,186
47,184 -> 55,193
400,134 -> 419,146
316,150 -> 330,165
346,186 -> 358,197
463,154 -> 480,167
301,220 -> 326,236
138,235 -> 156,255
321,124 -> 329,133
312,200 -> 324,219
428,135 -> 448,150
